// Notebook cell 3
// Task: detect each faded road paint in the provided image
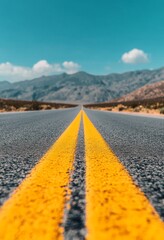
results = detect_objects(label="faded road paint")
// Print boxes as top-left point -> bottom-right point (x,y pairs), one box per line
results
83,110 -> 164,240
0,111 -> 81,240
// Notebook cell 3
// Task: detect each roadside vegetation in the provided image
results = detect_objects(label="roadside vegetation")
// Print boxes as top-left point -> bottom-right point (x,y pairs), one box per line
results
84,97 -> 164,115
0,98 -> 77,112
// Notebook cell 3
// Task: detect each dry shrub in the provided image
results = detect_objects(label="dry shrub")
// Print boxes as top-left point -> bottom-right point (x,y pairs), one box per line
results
160,107 -> 164,114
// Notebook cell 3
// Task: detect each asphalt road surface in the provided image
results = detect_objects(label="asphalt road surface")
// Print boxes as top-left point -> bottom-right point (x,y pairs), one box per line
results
85,108 -> 164,220
0,107 -> 80,205
0,107 -> 163,239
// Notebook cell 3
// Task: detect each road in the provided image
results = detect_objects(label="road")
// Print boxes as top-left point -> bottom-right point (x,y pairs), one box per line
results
0,108 -> 163,239
85,109 -> 164,219
0,108 -> 80,205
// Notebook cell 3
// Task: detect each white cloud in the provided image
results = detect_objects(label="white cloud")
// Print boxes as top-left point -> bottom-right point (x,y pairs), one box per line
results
0,60 -> 81,82
33,60 -> 52,72
62,61 -> 80,74
121,48 -> 149,64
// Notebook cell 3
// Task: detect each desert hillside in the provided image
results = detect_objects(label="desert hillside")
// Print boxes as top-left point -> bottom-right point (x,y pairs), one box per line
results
117,81 -> 164,102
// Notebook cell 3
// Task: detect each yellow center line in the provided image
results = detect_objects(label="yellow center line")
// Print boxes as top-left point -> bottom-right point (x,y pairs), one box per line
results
83,110 -> 164,240
0,111 -> 81,240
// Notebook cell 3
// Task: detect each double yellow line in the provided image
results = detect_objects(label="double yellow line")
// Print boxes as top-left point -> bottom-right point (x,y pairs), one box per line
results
0,110 -> 163,240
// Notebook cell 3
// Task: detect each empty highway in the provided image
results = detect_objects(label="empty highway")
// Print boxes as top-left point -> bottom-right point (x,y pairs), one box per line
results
0,108 -> 163,239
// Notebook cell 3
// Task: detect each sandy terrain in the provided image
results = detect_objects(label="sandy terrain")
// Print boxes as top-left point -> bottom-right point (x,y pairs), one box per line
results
94,104 -> 163,116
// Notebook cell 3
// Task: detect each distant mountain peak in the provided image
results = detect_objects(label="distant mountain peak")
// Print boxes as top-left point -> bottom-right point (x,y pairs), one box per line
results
71,71 -> 93,76
0,80 -> 10,83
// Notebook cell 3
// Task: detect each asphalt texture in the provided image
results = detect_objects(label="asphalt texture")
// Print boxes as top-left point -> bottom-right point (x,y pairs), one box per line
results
0,107 -> 164,230
64,119 -> 86,240
85,108 -> 164,220
0,107 -> 80,205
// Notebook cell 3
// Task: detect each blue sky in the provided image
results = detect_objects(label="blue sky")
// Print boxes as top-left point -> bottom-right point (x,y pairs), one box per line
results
0,0 -> 164,81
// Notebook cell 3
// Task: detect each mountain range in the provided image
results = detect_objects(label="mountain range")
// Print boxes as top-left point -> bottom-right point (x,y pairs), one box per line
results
0,67 -> 164,103
117,81 -> 164,102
